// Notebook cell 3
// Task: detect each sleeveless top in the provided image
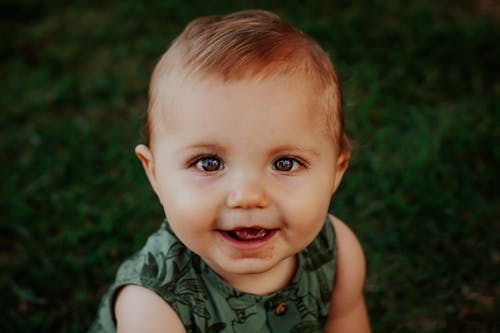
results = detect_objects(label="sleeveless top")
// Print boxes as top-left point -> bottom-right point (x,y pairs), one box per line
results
88,218 -> 336,333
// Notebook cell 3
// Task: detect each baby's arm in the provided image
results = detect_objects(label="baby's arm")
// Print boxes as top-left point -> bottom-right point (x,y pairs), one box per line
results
324,216 -> 370,333
114,285 -> 186,333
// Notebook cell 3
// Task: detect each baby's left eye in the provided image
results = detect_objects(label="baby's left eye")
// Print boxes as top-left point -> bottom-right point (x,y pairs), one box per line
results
195,157 -> 223,172
273,158 -> 300,172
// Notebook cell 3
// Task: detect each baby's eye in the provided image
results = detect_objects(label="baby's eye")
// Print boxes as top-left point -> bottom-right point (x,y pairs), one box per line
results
195,157 -> 223,172
273,157 -> 300,172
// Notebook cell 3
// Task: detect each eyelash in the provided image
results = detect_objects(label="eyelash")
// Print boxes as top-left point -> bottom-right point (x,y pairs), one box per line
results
272,156 -> 305,172
187,154 -> 224,172
188,155 -> 306,173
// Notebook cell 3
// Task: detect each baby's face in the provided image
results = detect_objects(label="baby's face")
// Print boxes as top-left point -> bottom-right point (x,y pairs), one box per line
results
138,74 -> 347,292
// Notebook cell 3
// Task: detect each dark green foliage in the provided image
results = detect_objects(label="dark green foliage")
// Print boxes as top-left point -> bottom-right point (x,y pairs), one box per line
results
1,1 -> 498,332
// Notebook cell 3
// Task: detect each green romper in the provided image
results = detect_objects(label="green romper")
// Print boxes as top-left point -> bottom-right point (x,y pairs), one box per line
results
89,218 -> 336,333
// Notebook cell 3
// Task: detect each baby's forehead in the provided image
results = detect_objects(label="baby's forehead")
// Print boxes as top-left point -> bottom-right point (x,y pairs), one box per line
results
149,72 -> 338,140
153,71 -> 324,116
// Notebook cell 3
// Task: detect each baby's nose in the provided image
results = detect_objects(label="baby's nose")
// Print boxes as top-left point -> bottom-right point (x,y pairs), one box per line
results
225,179 -> 269,209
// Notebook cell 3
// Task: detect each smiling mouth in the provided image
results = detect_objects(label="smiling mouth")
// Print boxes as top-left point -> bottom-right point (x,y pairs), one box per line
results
224,228 -> 274,241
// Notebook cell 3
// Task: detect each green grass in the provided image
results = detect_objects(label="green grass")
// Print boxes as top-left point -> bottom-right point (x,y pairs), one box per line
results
1,1 -> 498,332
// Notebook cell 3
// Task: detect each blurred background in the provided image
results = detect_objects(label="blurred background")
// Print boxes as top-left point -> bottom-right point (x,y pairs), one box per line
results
1,0 -> 498,332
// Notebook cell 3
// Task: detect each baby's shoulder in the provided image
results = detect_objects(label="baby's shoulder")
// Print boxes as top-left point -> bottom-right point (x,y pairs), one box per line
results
328,214 -> 366,283
89,223 -> 192,333
324,215 -> 370,331
115,285 -> 186,333
113,224 -> 203,332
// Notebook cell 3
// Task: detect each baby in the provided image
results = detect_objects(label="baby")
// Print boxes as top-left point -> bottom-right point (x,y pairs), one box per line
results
90,9 -> 370,333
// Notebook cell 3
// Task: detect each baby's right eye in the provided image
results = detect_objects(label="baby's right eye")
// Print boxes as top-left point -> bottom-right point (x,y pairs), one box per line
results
195,157 -> 223,172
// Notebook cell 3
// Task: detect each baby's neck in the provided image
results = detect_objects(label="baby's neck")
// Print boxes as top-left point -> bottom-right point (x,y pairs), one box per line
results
220,255 -> 298,296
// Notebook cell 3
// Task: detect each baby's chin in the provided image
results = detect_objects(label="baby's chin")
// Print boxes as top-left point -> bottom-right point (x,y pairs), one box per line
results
202,253 -> 298,294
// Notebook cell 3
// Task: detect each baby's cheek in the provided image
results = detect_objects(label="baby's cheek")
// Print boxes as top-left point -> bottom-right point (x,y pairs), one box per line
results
283,192 -> 330,233
164,188 -> 218,222
287,188 -> 330,215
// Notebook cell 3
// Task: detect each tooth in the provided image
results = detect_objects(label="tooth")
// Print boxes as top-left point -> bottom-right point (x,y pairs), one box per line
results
234,229 -> 267,240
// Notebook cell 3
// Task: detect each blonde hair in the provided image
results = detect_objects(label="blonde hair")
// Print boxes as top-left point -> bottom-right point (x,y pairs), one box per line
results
146,10 -> 350,153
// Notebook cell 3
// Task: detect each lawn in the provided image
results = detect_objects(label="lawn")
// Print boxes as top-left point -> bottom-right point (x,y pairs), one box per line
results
1,1 -> 498,332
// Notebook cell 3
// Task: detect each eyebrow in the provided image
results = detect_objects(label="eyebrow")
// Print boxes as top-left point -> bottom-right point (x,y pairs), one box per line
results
176,143 -> 226,153
268,145 -> 321,157
177,143 -> 320,157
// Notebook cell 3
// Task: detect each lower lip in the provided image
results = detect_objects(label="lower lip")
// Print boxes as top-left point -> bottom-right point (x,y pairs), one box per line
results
218,229 -> 278,250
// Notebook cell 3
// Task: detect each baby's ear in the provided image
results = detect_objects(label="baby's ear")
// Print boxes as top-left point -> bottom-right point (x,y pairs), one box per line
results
135,144 -> 160,195
332,150 -> 350,193
337,150 -> 350,173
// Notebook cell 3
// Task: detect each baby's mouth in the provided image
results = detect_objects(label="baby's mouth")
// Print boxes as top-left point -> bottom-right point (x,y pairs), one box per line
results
226,228 -> 272,241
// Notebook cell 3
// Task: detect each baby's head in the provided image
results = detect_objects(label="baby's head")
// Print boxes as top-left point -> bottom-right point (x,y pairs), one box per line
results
145,9 -> 350,155
136,10 -> 352,290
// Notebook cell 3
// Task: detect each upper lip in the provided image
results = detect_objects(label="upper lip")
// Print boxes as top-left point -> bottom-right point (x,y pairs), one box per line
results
219,226 -> 277,231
